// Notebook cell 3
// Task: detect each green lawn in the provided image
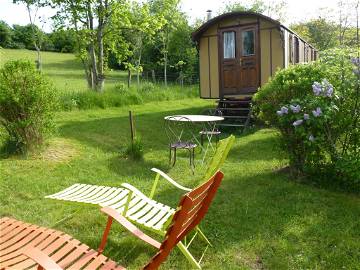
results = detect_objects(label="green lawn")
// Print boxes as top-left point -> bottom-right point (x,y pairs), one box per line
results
0,49 -> 127,94
1,99 -> 360,269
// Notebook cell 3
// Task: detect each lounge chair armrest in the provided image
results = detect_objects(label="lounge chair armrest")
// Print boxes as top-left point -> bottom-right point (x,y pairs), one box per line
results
22,247 -> 63,270
149,168 -> 191,198
101,206 -> 161,249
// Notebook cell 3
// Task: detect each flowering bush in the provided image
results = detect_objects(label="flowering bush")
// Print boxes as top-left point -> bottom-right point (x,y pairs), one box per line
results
254,48 -> 360,189
275,79 -> 339,171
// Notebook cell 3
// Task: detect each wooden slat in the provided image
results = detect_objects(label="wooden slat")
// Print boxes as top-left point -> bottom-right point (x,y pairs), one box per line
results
46,184 -> 86,199
0,220 -> 27,241
57,243 -> 89,269
82,252 -> 108,270
89,188 -> 123,204
66,249 -> 98,270
0,227 -> 49,259
100,190 -> 129,207
0,224 -> 40,248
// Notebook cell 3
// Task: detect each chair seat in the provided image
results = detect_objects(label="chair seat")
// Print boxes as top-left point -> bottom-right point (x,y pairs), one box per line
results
0,217 -> 124,270
46,183 -> 175,232
170,141 -> 197,149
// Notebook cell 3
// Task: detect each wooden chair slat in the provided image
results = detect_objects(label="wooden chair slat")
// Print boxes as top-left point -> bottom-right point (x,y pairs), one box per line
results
46,184 -> 87,199
0,227 -> 49,260
0,221 -> 31,242
99,189 -> 129,207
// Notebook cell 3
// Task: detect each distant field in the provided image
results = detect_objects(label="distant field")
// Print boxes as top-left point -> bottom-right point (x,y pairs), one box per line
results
0,49 -> 128,93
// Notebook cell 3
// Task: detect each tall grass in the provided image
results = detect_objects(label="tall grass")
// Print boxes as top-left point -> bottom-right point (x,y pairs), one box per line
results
59,82 -> 199,111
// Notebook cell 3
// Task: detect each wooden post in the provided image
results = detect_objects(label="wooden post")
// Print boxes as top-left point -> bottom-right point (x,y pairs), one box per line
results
129,111 -> 135,143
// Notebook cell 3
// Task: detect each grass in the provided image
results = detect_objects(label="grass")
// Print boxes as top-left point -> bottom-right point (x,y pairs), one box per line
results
0,48 -> 199,111
0,48 -> 127,94
1,99 -> 360,269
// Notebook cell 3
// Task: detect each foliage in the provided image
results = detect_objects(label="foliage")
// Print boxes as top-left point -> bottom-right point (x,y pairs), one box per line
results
2,100 -> 360,269
0,60 -> 57,153
124,135 -> 144,160
253,62 -> 327,125
223,0 -> 288,21
59,83 -> 198,111
0,21 -> 13,48
254,48 -> 360,188
291,18 -> 339,50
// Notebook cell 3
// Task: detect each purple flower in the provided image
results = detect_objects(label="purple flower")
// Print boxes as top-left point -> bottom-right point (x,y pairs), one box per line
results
312,107 -> 322,117
309,135 -> 315,142
304,113 -> 310,120
290,104 -> 301,113
281,106 -> 289,114
312,82 -> 322,96
351,57 -> 360,66
276,110 -> 283,116
354,68 -> 360,75
326,86 -> 334,97
293,119 -> 303,127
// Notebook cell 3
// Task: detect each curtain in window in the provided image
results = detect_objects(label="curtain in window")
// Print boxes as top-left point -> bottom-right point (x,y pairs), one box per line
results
223,32 -> 235,59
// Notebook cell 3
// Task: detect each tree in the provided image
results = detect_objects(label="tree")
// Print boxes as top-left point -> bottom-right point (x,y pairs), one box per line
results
150,0 -> 182,87
0,21 -> 12,48
291,17 -> 339,50
13,0 -> 47,70
51,0 -> 133,92
223,0 -> 288,22
124,1 -> 164,86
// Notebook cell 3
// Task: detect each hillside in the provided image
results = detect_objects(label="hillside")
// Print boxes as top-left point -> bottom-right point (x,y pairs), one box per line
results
0,49 -> 127,93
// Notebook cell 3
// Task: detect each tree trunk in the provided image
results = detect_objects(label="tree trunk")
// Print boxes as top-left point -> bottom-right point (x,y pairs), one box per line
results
26,3 -> 41,71
164,52 -> 167,87
87,2 -> 98,91
97,28 -> 105,92
151,69 -> 156,83
136,52 -> 142,86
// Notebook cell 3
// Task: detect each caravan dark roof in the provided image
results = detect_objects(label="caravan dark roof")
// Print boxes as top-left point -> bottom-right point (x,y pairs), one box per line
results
192,11 -> 317,50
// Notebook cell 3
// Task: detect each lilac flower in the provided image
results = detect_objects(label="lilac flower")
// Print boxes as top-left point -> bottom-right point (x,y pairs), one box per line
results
290,104 -> 301,113
304,113 -> 310,120
276,110 -> 283,116
312,82 -> 322,96
293,119 -> 303,127
309,135 -> 315,142
281,106 -> 289,114
351,57 -> 360,66
326,85 -> 334,97
312,107 -> 322,117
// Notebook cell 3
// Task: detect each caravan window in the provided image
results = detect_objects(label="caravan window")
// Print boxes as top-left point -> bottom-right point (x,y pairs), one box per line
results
223,31 -> 236,59
242,30 -> 255,56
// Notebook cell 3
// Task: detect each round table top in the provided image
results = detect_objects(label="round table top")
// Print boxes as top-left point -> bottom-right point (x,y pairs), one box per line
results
164,115 -> 224,122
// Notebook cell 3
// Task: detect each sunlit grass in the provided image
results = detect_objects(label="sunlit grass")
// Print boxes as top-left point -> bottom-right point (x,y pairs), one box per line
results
1,99 -> 360,269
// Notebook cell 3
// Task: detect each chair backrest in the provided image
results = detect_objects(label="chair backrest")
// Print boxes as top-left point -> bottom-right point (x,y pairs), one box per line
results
143,170 -> 224,270
202,135 -> 235,181
164,116 -> 195,144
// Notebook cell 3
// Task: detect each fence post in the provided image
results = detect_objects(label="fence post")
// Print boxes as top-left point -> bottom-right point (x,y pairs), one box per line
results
129,111 -> 136,144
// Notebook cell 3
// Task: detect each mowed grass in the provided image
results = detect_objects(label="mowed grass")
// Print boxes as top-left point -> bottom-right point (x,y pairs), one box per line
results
0,48 -> 127,94
1,99 -> 360,269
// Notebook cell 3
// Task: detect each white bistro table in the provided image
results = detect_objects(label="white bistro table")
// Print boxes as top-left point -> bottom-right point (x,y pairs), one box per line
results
164,115 -> 224,164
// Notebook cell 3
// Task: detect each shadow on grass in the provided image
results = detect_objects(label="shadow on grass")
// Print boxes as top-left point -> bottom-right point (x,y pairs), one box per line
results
59,106 -> 208,153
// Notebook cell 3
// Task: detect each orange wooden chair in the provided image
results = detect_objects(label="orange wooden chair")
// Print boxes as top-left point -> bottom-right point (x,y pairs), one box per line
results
0,171 -> 224,270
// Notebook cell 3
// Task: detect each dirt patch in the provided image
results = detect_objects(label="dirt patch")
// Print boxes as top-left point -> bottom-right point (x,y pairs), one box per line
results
40,139 -> 79,162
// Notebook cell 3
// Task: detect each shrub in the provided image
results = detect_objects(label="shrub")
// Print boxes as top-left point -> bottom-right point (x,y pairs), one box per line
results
254,48 -> 360,188
253,62 -> 327,125
0,60 -> 58,154
124,136 -> 144,160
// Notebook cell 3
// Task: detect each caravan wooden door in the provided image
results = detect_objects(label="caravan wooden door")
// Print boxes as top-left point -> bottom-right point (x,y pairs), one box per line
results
219,26 -> 259,96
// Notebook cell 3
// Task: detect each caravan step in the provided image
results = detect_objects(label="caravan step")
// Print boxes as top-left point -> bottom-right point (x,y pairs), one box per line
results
216,100 -> 251,104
